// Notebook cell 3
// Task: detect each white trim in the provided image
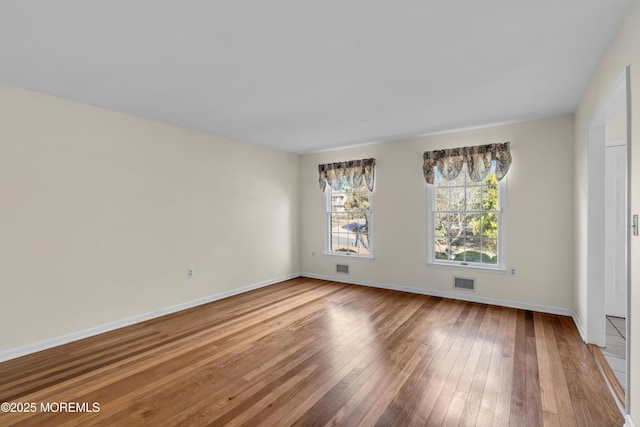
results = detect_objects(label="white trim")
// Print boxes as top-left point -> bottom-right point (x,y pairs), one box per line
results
426,260 -> 507,274
625,414 -> 637,427
572,312 -> 587,343
624,65 -> 632,414
322,251 -> 374,261
0,273 -> 299,363
300,273 -> 574,317
585,67 -> 629,348
589,70 -> 628,128
426,182 -> 435,261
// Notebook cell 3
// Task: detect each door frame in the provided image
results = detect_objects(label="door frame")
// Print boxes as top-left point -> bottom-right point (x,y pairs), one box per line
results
585,66 -> 630,411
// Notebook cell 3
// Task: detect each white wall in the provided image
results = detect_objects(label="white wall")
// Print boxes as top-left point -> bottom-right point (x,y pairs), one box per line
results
573,2 -> 640,423
0,85 -> 300,355
300,115 -> 575,312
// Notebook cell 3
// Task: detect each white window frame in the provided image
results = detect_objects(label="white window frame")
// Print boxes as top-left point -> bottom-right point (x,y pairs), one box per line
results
426,168 -> 507,271
324,183 -> 374,259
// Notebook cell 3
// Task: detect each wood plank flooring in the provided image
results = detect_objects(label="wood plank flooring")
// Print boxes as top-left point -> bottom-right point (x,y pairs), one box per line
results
0,278 -> 622,426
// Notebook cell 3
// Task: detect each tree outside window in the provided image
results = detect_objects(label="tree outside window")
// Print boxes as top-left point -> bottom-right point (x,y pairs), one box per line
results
433,167 -> 501,266
327,180 -> 372,256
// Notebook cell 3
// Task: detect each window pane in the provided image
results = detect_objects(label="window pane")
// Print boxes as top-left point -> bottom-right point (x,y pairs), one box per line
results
434,213 -> 448,236
329,213 -> 336,229
331,210 -> 349,253
355,231 -> 370,255
331,212 -> 370,255
356,213 -> 370,254
435,187 -> 449,211
449,237 -> 463,260
464,238 -> 481,263
481,213 -> 498,238
450,187 -> 465,211
466,186 -> 482,210
435,237 -> 449,260
438,238 -> 462,260
344,190 -> 370,212
482,238 -> 498,264
448,213 -> 464,240
360,191 -> 371,210
330,193 -> 345,212
483,184 -> 499,210
331,233 -> 354,253
342,192 -> 355,211
331,213 -> 349,233
465,213 -> 481,237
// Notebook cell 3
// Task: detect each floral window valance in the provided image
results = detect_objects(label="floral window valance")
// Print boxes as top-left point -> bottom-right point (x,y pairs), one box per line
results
423,142 -> 511,184
318,158 -> 376,192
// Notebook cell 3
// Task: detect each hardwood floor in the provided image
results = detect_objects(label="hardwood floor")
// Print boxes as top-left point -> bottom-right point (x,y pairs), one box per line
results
0,278 -> 622,426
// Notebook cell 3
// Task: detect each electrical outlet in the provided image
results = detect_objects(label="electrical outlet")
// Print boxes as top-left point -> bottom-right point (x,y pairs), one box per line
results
510,268 -> 516,276
187,267 -> 194,278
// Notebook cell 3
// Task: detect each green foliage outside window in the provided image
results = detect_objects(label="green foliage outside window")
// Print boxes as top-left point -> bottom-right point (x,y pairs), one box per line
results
434,168 -> 500,265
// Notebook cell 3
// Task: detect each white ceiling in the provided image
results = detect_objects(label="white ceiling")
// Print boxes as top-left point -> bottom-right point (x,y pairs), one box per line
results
0,1 -> 632,153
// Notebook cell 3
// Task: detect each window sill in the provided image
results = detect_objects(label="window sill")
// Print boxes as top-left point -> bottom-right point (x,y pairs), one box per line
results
324,252 -> 374,261
426,260 -> 506,273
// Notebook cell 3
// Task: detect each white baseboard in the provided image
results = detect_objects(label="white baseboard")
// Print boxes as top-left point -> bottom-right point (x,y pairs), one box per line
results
626,414 -> 637,427
571,311 -> 588,342
0,272 -> 591,364
301,272 -> 574,317
0,273 -> 299,363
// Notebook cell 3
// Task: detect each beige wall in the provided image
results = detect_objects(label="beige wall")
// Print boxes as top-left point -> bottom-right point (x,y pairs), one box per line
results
0,85 -> 300,354
573,2 -> 639,422
300,115 -> 574,311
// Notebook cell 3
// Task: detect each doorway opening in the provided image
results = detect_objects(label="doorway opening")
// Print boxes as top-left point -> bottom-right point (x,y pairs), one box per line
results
586,67 -> 630,409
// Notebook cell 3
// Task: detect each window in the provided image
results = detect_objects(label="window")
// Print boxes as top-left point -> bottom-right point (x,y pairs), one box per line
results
326,179 -> 372,257
428,164 -> 505,268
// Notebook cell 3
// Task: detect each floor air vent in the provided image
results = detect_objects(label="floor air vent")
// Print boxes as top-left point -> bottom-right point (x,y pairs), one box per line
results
336,264 -> 350,274
453,276 -> 475,291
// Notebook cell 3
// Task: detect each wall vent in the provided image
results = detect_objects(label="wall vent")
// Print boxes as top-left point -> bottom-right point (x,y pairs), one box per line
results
453,276 -> 475,291
336,264 -> 350,274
